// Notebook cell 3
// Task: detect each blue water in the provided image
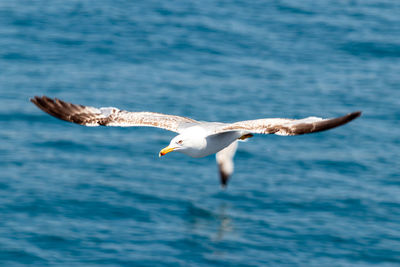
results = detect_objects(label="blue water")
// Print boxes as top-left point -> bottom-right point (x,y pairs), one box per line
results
1,1 -> 400,266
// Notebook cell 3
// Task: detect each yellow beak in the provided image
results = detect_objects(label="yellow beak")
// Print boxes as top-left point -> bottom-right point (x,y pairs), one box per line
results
159,146 -> 175,157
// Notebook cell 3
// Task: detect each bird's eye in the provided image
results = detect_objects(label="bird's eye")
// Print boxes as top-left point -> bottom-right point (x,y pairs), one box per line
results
177,140 -> 183,145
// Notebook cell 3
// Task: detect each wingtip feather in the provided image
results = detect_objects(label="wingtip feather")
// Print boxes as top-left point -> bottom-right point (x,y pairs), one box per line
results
219,169 -> 230,188
349,111 -> 362,119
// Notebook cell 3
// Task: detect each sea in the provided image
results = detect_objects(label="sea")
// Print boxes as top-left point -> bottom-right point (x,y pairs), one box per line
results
1,0 -> 399,266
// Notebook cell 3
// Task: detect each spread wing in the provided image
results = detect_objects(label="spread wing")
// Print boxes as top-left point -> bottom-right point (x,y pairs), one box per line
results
216,141 -> 238,188
216,111 -> 361,136
30,96 -> 198,133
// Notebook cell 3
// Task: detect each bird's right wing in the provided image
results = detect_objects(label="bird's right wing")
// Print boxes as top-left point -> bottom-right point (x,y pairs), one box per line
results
215,111 -> 361,136
31,96 -> 198,133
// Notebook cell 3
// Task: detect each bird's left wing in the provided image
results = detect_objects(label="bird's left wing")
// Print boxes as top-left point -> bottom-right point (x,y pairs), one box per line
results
31,96 -> 198,133
216,141 -> 238,187
215,111 -> 361,136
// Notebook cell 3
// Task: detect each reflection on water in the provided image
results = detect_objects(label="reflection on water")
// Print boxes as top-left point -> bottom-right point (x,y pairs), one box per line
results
214,203 -> 233,241
186,201 -> 233,241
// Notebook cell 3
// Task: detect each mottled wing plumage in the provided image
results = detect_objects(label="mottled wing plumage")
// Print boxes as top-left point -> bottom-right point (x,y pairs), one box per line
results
216,141 -> 238,187
218,111 -> 361,136
30,96 -> 198,133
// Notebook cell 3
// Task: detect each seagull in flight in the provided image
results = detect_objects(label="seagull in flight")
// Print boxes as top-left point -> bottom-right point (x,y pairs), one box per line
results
31,96 -> 361,187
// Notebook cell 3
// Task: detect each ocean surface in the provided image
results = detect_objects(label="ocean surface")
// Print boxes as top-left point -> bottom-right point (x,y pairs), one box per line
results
1,1 -> 399,266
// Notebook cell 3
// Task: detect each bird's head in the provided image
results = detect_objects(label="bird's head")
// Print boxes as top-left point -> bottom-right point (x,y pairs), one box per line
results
159,129 -> 206,158
159,135 -> 186,157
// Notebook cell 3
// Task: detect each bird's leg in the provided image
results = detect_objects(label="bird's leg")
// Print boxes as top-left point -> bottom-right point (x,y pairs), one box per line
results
238,133 -> 253,140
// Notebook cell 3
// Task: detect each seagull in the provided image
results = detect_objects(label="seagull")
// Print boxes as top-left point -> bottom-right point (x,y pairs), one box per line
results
31,96 -> 361,187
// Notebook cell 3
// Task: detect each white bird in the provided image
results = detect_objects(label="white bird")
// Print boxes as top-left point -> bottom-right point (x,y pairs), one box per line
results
31,96 -> 361,187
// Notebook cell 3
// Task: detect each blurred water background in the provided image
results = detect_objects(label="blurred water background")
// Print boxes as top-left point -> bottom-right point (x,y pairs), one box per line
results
1,0 -> 400,266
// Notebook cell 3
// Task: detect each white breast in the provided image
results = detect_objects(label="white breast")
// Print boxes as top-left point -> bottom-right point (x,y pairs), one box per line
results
204,131 -> 242,156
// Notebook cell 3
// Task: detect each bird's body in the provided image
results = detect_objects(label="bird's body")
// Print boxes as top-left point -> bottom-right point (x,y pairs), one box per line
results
31,96 -> 361,187
175,125 -> 244,158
